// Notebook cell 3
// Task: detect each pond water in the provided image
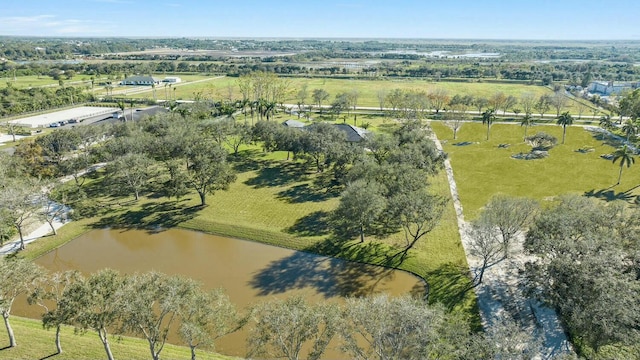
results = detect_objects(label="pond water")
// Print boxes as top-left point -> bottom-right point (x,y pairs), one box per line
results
14,228 -> 424,357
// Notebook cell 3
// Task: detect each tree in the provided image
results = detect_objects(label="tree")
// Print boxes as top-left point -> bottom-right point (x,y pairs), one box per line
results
443,104 -> 467,140
0,258 -> 44,348
520,113 -> 535,141
331,92 -> 350,119
481,108 -> 496,141
332,180 -> 387,243
488,92 -> 507,115
249,296 -> 340,360
72,269 -> 127,360
428,88 -> 449,114
376,89 -> 387,112
535,94 -> 551,119
524,196 -> 640,353
503,95 -> 518,115
341,295 -> 449,360
120,272 -> 198,360
478,195 -> 538,258
106,152 -> 155,201
519,92 -> 536,117
473,97 -> 489,114
186,141 -> 236,206
612,145 -> 635,185
0,179 -> 40,250
29,270 -> 83,354
312,88 -> 330,110
296,83 -> 308,118
619,88 -> 640,120
550,91 -> 568,116
36,189 -> 67,236
599,114 -> 614,131
467,218 -> 503,286
180,288 -> 241,360
621,119 -> 639,142
556,111 -> 573,144
389,190 -> 447,252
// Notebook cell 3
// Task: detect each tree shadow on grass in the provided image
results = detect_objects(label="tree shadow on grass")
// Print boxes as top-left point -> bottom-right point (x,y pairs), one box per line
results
244,161 -> 311,188
286,211 -> 332,237
277,184 -> 340,203
90,200 -> 200,233
424,262 -> 474,311
584,188 -> 638,203
588,130 -> 625,148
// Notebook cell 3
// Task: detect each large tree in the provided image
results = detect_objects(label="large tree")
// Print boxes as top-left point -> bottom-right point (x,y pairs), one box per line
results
524,196 -> 640,354
0,178 -> 40,250
341,295 -> 466,360
249,296 -> 340,360
186,141 -> 236,206
29,270 -> 83,354
312,88 -> 330,110
478,195 -> 538,258
179,288 -> 241,360
106,152 -> 155,201
389,190 -> 447,251
0,258 -> 44,348
120,272 -> 198,360
72,269 -> 127,360
332,180 -> 387,243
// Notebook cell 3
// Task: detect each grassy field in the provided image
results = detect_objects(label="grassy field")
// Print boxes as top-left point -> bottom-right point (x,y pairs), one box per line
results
431,120 -> 640,219
0,316 -> 235,360
17,136 -> 479,329
135,76 -> 553,107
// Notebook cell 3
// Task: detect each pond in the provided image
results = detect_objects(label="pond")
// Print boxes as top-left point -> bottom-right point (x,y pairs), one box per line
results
14,228 -> 424,357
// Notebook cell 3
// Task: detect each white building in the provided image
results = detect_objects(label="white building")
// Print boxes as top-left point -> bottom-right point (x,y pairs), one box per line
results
588,81 -> 639,96
162,77 -> 182,84
120,75 -> 161,86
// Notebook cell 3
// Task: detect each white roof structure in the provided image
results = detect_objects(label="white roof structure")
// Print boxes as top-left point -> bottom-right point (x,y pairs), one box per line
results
8,106 -> 121,128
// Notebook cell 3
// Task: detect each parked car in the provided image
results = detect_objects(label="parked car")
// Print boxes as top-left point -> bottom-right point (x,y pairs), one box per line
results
49,122 -> 60,128
68,118 -> 79,124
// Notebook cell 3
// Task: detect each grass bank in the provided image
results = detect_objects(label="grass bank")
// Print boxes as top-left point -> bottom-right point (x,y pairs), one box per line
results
0,316 -> 235,360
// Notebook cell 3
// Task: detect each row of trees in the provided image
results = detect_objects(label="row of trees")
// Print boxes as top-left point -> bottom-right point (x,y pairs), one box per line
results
1,257 -> 548,360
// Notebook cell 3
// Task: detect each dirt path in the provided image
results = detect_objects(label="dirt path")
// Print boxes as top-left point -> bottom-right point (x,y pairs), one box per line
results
428,122 -> 573,358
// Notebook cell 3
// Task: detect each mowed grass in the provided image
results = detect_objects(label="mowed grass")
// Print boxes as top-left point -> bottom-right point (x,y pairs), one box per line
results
0,316 -> 236,360
431,121 -> 640,219
18,140 -> 479,328
134,76 -> 554,108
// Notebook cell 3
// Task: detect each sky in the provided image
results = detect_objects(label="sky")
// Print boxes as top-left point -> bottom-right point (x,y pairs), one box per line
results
0,0 -> 639,40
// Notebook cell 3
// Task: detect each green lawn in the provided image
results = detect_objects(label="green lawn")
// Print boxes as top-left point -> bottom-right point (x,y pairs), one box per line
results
431,121 -> 639,219
18,141 -> 479,329
0,316 -> 236,360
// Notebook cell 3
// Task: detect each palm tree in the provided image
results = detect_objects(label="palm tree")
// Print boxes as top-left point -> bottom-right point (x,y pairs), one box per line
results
599,114 -> 614,131
612,145 -> 635,185
482,108 -> 496,140
621,119 -> 639,142
556,111 -> 573,144
520,113 -> 535,141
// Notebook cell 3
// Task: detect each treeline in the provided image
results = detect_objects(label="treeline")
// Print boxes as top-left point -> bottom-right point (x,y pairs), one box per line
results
0,258 -> 549,360
0,83 -> 93,116
2,37 -> 640,61
5,56 -> 640,84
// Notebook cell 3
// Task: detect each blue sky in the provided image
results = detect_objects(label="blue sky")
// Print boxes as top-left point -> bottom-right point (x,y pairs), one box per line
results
1,0 -> 638,40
